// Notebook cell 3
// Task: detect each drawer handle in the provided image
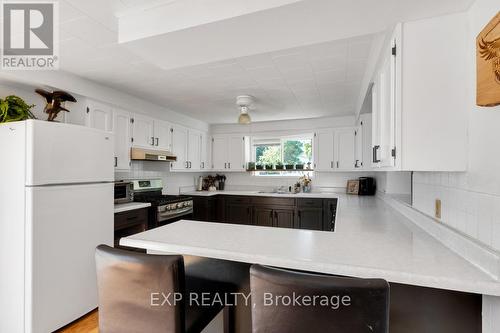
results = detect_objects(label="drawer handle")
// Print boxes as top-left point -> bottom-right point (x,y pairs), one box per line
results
126,216 -> 138,221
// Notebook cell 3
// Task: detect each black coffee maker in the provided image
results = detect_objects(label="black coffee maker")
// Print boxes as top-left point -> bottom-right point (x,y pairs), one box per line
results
358,177 -> 376,196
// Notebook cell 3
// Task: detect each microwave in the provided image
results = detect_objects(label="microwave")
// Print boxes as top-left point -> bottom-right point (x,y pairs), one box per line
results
114,181 -> 132,204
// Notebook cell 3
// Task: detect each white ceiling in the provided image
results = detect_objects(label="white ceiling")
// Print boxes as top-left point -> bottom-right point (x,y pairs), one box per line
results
53,0 -> 474,124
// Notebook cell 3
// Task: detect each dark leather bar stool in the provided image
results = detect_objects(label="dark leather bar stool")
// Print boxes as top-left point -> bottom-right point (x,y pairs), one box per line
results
95,245 -> 248,333
250,265 -> 390,333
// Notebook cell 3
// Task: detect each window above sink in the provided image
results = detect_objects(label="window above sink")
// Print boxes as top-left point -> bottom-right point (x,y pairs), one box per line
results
250,134 -> 314,177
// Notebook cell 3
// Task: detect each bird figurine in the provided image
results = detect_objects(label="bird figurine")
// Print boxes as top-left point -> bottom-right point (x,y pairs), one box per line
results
35,88 -> 77,121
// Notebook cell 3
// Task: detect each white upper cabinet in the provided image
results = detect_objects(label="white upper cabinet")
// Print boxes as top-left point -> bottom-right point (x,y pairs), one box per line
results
170,125 -> 207,172
211,134 -> 246,171
154,120 -> 173,151
85,101 -> 112,132
187,130 -> 201,171
314,129 -> 335,171
314,128 -> 357,171
228,135 -> 246,171
359,113 -> 372,171
370,14 -> 468,171
354,126 -> 363,169
200,132 -> 208,170
170,125 -> 188,170
112,109 -> 132,171
131,115 -> 173,151
334,128 -> 356,170
85,101 -> 130,170
372,43 -> 396,169
131,114 -> 155,148
212,136 -> 228,170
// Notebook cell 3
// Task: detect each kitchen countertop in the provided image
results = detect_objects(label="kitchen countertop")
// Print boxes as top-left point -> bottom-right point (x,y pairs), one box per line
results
114,202 -> 151,213
121,195 -> 500,296
183,190 -> 340,199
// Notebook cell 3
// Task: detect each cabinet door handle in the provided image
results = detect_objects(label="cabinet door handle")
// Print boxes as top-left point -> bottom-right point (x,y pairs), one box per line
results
151,137 -> 155,145
224,162 -> 227,169
228,162 -> 231,169
373,145 -> 381,163
355,159 -> 359,168
201,162 -> 204,169
189,161 -> 192,168
114,156 -> 117,167
185,161 -> 189,168
330,161 -> 334,169
336,161 -> 339,168
155,138 -> 159,146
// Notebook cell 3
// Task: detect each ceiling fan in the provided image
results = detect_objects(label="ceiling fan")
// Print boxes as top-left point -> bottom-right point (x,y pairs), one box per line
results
236,95 -> 254,124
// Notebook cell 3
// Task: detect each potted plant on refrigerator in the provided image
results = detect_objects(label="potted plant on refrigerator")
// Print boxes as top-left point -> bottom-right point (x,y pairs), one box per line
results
0,95 -> 36,123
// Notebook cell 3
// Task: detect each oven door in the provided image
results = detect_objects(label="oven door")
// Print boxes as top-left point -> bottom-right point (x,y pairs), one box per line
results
157,207 -> 193,226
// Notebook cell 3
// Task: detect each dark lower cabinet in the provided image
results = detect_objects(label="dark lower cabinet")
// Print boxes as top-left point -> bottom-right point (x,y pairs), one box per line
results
225,197 -> 252,225
323,199 -> 338,231
296,207 -> 324,231
253,206 -> 274,227
252,207 -> 295,228
191,195 -> 337,232
114,208 -> 148,252
274,209 -> 295,228
193,196 -> 218,222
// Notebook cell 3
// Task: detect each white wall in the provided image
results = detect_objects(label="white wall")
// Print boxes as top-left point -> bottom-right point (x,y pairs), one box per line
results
411,0 -> 500,252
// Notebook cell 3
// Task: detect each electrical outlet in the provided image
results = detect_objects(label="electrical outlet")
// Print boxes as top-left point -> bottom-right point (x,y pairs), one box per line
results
435,199 -> 441,219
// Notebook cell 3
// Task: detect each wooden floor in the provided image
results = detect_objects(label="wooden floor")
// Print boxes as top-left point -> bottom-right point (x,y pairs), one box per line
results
56,310 -> 98,333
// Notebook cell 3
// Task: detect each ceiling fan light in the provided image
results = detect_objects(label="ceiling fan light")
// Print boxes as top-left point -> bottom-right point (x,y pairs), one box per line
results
238,111 -> 251,124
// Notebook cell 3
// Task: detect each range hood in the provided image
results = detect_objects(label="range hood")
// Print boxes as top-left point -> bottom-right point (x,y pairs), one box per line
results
131,148 -> 177,162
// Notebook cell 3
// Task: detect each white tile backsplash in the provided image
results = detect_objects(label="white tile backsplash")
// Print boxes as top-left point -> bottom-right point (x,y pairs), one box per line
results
223,171 -> 374,192
413,172 -> 500,252
115,161 -> 208,195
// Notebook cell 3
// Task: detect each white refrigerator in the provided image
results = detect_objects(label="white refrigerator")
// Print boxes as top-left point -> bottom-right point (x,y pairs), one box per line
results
0,120 -> 114,333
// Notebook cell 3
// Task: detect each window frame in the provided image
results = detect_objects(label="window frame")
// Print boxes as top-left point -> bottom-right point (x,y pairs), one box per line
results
250,133 -> 314,177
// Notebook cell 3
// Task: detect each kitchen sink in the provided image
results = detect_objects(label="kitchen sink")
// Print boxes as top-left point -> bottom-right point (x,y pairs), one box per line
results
257,191 -> 295,195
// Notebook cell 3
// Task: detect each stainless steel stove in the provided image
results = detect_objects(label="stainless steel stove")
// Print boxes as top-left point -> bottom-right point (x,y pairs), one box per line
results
130,179 -> 193,228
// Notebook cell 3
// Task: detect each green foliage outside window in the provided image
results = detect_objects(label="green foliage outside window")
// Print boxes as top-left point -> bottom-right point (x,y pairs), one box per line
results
257,145 -> 281,165
254,137 -> 312,167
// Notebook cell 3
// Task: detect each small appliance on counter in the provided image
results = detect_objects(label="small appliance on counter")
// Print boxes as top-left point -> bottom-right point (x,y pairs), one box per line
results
197,176 -> 204,191
358,177 -> 376,195
114,180 -> 132,204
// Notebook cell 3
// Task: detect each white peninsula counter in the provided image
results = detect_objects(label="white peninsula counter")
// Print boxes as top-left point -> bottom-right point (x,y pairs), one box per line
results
120,195 -> 500,297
